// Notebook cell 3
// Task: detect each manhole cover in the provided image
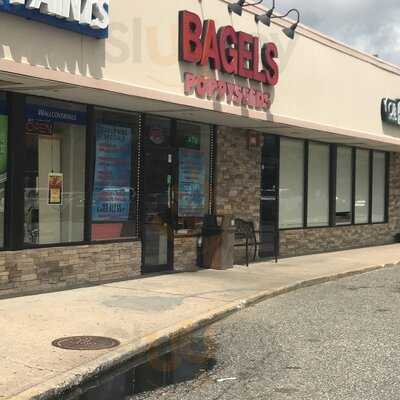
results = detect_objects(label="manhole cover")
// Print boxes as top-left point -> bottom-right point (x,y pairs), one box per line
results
52,336 -> 120,351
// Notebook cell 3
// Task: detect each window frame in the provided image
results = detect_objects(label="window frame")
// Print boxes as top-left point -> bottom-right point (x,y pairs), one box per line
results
278,136 -> 390,231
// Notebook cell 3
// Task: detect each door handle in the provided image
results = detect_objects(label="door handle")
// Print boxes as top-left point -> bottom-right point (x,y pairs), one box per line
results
167,175 -> 172,209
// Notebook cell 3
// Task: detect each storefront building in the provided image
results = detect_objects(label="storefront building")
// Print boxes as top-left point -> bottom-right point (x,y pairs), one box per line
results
0,0 -> 399,296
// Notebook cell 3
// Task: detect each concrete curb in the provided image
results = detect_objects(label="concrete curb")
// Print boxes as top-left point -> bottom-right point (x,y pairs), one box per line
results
9,262 -> 395,400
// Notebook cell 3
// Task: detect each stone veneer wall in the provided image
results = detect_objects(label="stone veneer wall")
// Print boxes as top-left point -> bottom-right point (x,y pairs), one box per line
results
214,127 -> 263,264
0,242 -> 141,297
214,127 -> 263,228
174,236 -> 199,272
280,152 -> 400,257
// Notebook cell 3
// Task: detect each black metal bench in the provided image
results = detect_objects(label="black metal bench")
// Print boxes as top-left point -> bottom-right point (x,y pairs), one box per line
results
234,218 -> 279,266
234,218 -> 257,266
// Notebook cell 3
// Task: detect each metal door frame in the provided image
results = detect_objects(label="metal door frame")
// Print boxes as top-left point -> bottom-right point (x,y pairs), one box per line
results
140,139 -> 175,274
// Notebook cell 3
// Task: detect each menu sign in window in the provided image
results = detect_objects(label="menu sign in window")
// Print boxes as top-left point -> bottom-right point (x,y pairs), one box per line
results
178,148 -> 206,218
92,124 -> 133,222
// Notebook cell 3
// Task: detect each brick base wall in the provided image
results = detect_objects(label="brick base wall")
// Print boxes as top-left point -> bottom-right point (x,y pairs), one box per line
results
279,224 -> 394,257
174,236 -> 199,272
0,242 -> 141,297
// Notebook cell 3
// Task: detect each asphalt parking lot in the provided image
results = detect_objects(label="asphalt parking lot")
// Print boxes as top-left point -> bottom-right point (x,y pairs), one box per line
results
135,265 -> 400,400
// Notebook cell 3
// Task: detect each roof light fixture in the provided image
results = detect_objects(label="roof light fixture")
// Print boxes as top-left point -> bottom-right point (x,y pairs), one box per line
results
254,0 -> 275,26
228,0 -> 263,17
255,4 -> 301,40
281,9 -> 300,39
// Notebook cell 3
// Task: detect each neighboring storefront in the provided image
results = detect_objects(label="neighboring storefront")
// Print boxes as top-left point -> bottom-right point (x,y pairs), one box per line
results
0,0 -> 399,296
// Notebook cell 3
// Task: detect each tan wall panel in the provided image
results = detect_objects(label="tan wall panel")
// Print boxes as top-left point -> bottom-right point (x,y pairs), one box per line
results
0,1 -> 399,140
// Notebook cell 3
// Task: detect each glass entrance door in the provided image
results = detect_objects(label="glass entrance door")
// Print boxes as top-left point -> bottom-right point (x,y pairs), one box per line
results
259,135 -> 279,258
142,147 -> 174,273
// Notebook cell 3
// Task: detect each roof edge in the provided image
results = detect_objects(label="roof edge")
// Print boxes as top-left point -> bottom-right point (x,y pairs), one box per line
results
222,0 -> 400,77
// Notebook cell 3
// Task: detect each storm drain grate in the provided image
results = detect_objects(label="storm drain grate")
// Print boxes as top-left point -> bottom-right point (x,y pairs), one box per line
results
52,336 -> 120,351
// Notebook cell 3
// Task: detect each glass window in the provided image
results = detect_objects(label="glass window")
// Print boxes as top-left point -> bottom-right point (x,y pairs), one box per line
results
307,143 -> 330,227
175,121 -> 211,230
24,97 -> 86,245
0,93 -> 7,248
279,138 -> 304,229
355,149 -> 370,224
336,146 -> 353,225
372,151 -> 386,223
91,109 -> 138,241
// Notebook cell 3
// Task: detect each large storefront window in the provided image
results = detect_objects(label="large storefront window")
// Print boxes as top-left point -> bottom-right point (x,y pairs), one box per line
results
278,140 -> 389,231
372,151 -> 386,223
355,149 -> 370,224
24,97 -> 86,245
91,109 -> 138,241
336,146 -> 353,225
0,94 -> 7,248
307,142 -> 330,227
279,138 -> 304,229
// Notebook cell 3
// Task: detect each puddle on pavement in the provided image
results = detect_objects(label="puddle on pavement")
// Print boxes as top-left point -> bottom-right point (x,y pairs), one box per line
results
62,332 -> 217,400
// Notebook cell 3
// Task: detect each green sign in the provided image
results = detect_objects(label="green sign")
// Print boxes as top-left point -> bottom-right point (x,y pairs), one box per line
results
183,134 -> 200,150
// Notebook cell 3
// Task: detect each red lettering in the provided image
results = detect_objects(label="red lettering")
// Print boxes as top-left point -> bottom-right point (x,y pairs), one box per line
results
233,85 -> 243,105
242,87 -> 250,105
199,20 -> 221,70
255,91 -> 264,108
263,93 -> 271,109
179,11 -> 279,89
262,42 -> 279,86
183,73 -> 272,110
195,76 -> 207,97
227,83 -> 235,103
238,32 -> 254,80
248,89 -> 257,107
179,10 -> 203,63
252,38 -> 266,83
217,81 -> 227,99
218,26 -> 238,75
206,79 -> 219,98
184,72 -> 196,94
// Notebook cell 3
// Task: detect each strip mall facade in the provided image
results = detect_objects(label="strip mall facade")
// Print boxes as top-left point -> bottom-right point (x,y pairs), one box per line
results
0,0 -> 399,297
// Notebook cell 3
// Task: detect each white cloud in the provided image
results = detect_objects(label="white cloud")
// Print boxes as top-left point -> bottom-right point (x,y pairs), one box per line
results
262,0 -> 400,65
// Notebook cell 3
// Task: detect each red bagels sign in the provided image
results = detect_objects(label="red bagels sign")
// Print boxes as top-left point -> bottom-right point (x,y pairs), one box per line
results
179,10 -> 279,110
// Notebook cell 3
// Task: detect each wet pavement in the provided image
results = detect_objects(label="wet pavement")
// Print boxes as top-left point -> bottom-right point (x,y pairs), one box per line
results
62,334 -> 217,400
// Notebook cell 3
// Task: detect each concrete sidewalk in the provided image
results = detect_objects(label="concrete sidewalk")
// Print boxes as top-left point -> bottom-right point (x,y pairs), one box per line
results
3,245 -> 400,400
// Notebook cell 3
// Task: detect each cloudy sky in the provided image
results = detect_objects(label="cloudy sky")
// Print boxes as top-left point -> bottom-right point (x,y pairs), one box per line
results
264,0 -> 400,65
